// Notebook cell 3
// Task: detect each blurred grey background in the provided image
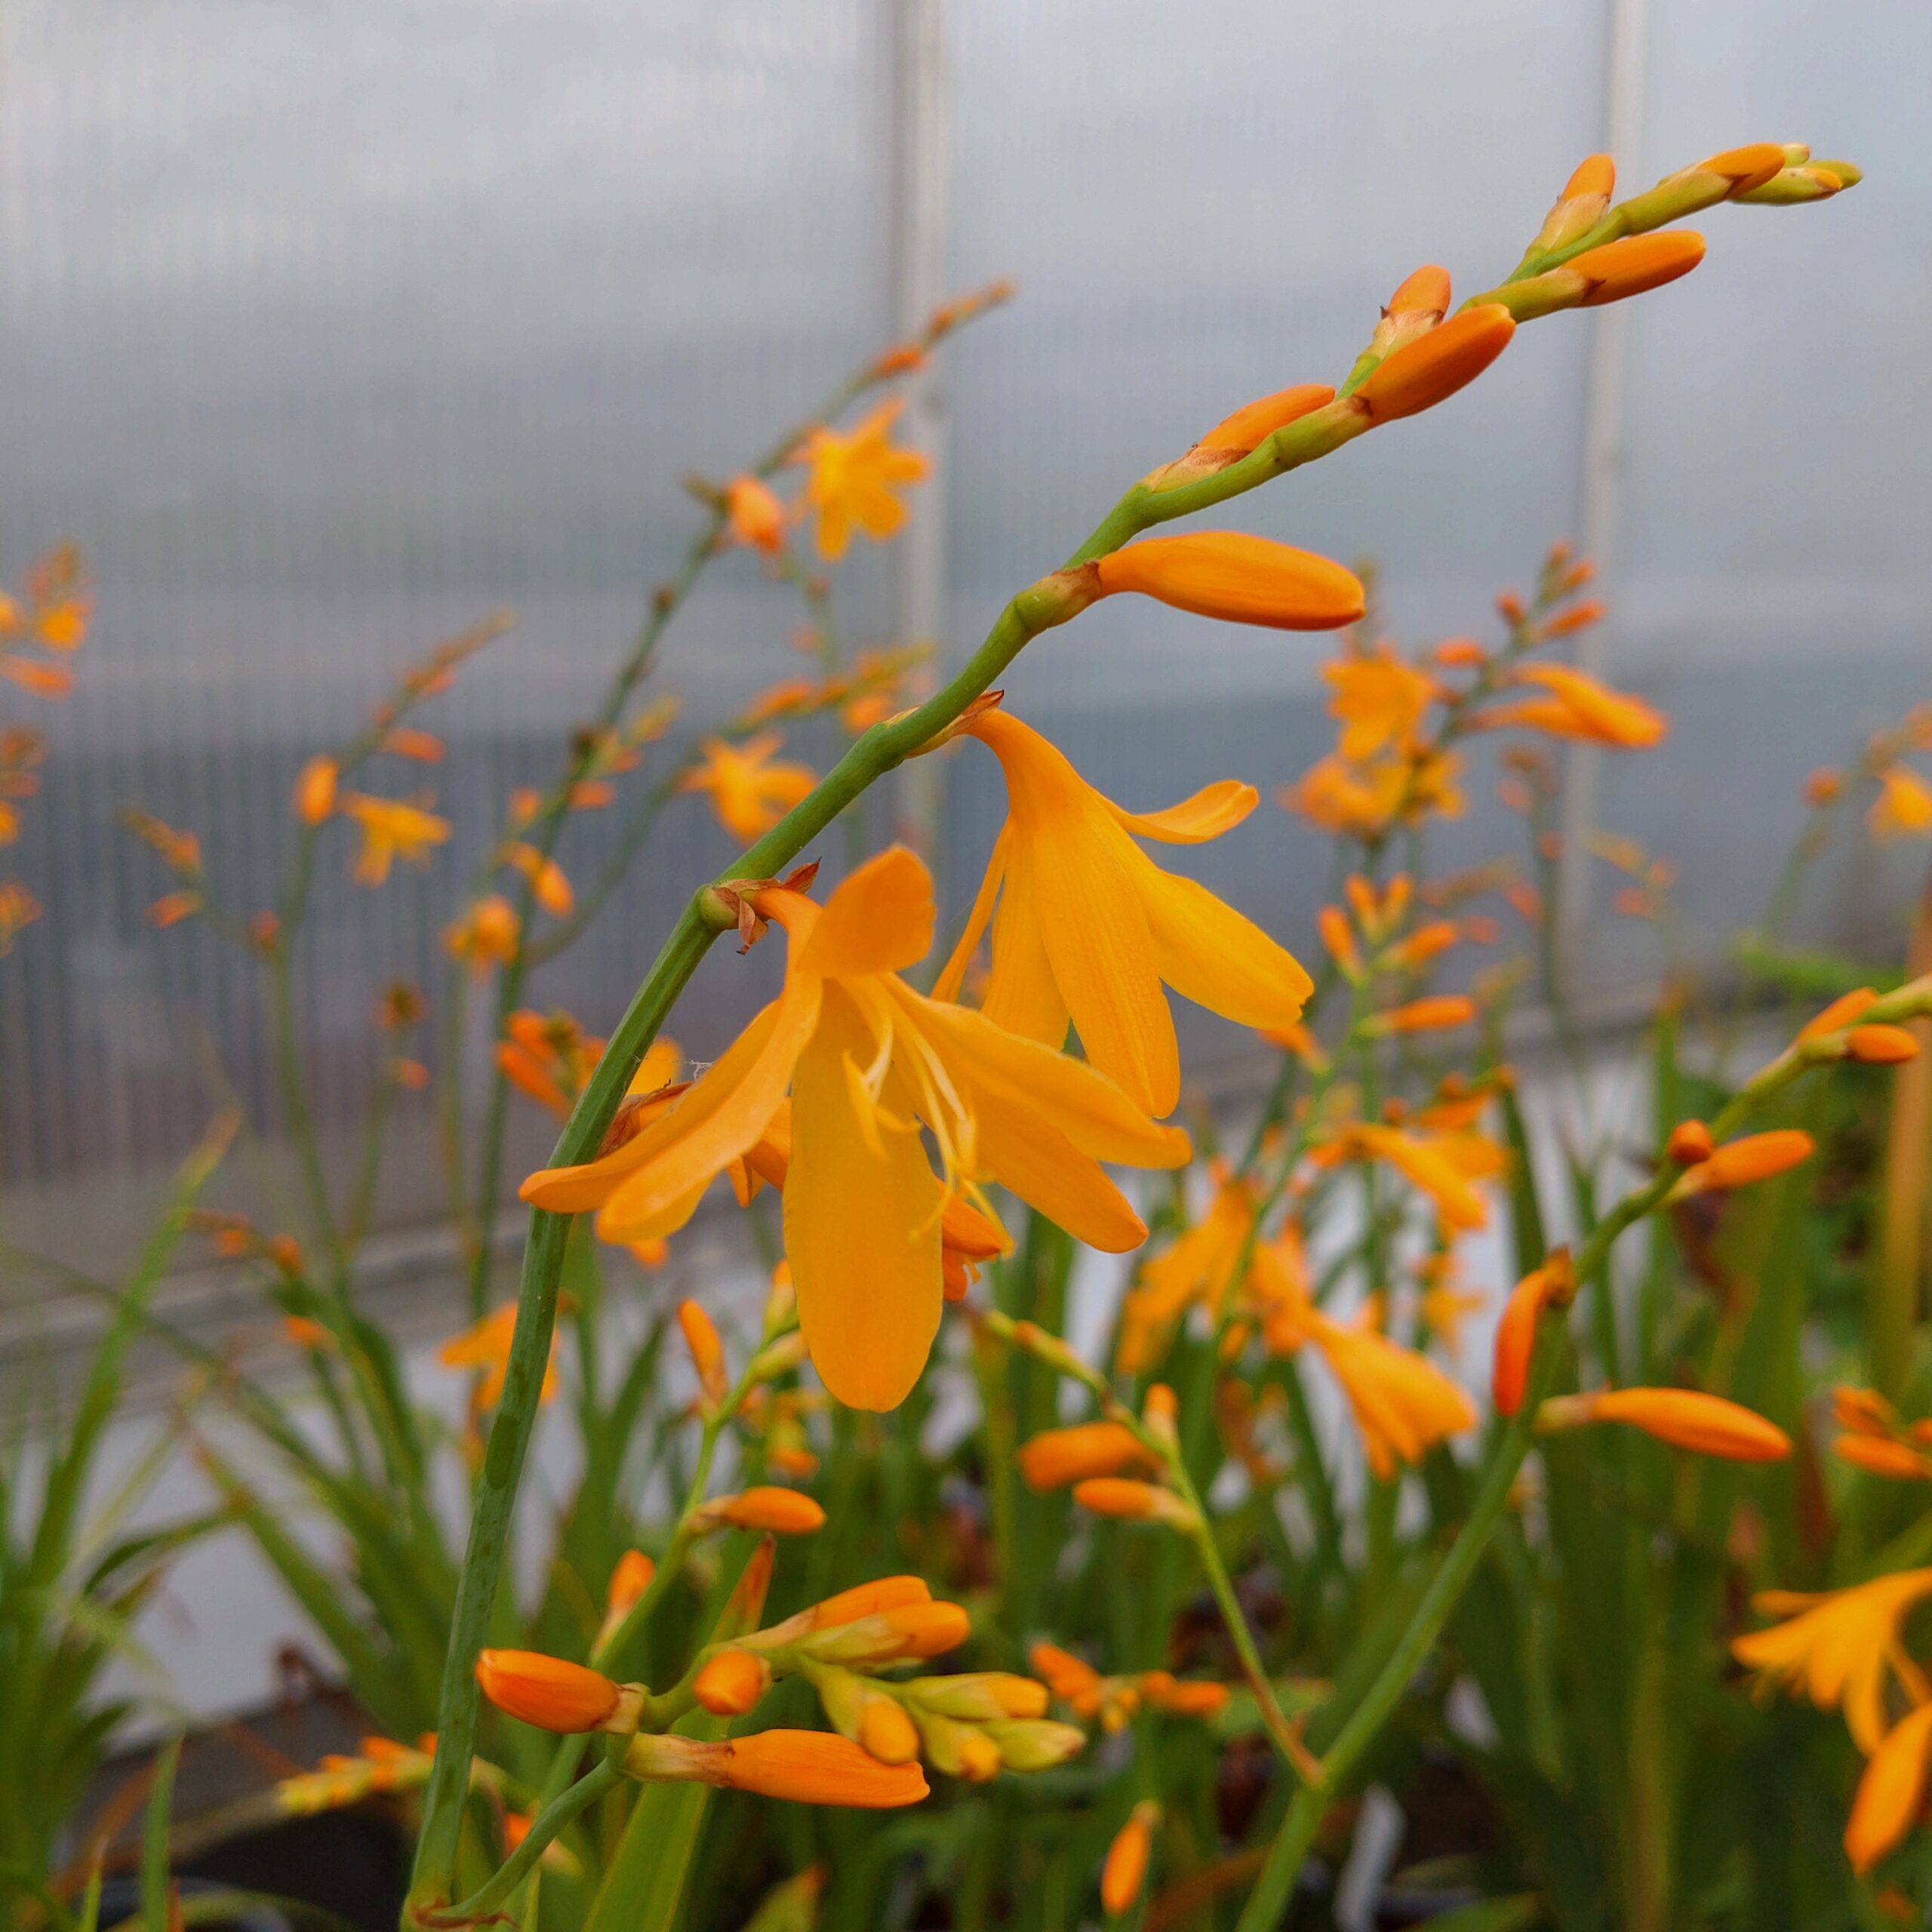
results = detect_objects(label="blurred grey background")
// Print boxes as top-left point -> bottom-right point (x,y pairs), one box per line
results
2,0 -> 1927,1287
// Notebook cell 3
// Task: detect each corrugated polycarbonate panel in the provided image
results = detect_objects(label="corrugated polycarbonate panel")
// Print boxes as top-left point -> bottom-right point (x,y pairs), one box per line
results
1,0 -> 1924,1276
0,0 -> 897,1255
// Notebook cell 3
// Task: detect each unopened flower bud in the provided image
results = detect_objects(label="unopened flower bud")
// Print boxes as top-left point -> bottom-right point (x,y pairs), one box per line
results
1070,1478 -> 1200,1531
678,1298 -> 728,1405
1091,533 -> 1365,632
624,1729 -> 928,1807
906,1673 -> 1051,1722
1799,987 -> 1878,1040
293,755 -> 339,826
858,1699 -> 922,1766
1152,383 -> 1335,488
801,1599 -> 971,1666
694,1647 -> 772,1715
1537,1386 -> 1790,1462
986,1718 -> 1086,1772
1835,1435 -> 1932,1481
913,1710 -> 1002,1783
1016,1420 -> 1154,1491
693,1487 -> 826,1537
1846,1024 -> 1921,1065
1665,1118 -> 1714,1166
1531,152 -> 1615,255
808,1575 -> 931,1629
1352,306 -> 1515,424
1671,1130 -> 1814,1198
1101,1803 -> 1161,1917
475,1650 -> 642,1734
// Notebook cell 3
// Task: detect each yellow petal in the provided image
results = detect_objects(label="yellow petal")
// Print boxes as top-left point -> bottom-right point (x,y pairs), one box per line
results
594,977 -> 822,1232
1038,817 -> 1177,1115
800,844 -> 936,980
1109,779 -> 1257,844
903,992 -> 1189,1170
1137,863 -> 1313,1030
980,837 -> 1071,1044
965,1080 -> 1150,1252
785,986 -> 943,1410
931,823 -> 1008,1003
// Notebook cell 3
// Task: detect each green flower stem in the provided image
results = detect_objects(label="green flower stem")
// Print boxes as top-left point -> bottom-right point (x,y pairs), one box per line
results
434,1753 -> 625,1925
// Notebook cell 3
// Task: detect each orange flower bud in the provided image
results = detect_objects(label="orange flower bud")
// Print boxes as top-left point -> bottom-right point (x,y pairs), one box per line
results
700,1487 -> 826,1536
1846,1025 -> 1920,1065
1830,1385 -> 1899,1437
677,1298 -> 728,1403
909,1673 -> 1051,1721
1665,1118 -> 1714,1165
1353,306 -> 1515,424
1433,636 -> 1487,669
1675,1130 -> 1815,1195
383,727 -> 444,763
1091,532 -> 1365,632
1571,231 -> 1706,306
1803,767 -> 1844,807
694,1648 -> 773,1715
1318,903 -> 1361,978
1179,383 -> 1336,472
1537,598 -> 1606,638
283,1315 -> 331,1351
627,1730 -> 929,1808
606,1549 -> 656,1617
1540,1388 -> 1791,1462
1834,1435 -> 1932,1482
803,1599 -> 971,1666
1845,1703 -> 1932,1875
1491,1254 -> 1573,1416
1017,1421 -> 1155,1492
1101,1803 -> 1160,1916
809,1576 -> 931,1628
1371,995 -> 1476,1035
1152,1680 -> 1230,1718
1071,1478 -> 1198,1529
1029,1643 -> 1103,1705
1798,986 -> 1878,1040
475,1650 -> 626,1732
294,755 -> 339,825
857,1699 -> 922,1765
1697,143 -> 1789,196
725,475 -> 787,555
1386,263 -> 1451,318
147,890 -> 202,929
1532,153 -> 1615,252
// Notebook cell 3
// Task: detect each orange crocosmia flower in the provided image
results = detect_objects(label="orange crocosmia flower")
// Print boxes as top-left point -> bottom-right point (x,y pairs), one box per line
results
724,475 -> 787,555
1477,664 -> 1666,749
1546,1386 -> 1791,1462
438,1300 -> 560,1407
1247,1240 -> 1474,1476
1869,764 -> 1932,841
521,846 -> 1188,1410
1492,1263 -> 1565,1414
1733,1570 -> 1932,1752
794,399 -> 929,562
1320,1121 -> 1494,1233
293,755 -> 339,826
629,1728 -> 929,1807
445,895 -> 520,976
504,841 -> 574,917
341,794 -> 450,886
679,733 -> 816,845
1672,1128 -> 1814,1196
1847,1702 -> 1932,1875
1308,1312 -> 1477,1480
1323,645 -> 1437,761
934,709 -> 1311,1118
1117,1171 -> 1259,1372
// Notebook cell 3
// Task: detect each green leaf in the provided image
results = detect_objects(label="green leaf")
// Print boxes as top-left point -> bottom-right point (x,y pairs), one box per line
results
141,1737 -> 181,1932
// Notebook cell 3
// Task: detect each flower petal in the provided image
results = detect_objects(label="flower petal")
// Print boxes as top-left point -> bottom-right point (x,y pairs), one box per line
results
980,836 -> 1071,1044
1137,863 -> 1313,1030
966,1081 -> 1150,1253
931,823 -> 1009,1003
1109,780 -> 1257,844
801,844 -> 936,980
785,986 -> 943,1410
